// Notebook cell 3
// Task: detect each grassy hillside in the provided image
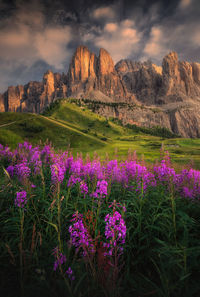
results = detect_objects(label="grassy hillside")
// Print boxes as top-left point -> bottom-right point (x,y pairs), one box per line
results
1,99 -> 200,167
0,112 -> 105,152
43,99 -> 126,140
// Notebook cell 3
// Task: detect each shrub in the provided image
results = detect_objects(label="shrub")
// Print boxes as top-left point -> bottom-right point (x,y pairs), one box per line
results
19,120 -> 45,133
100,137 -> 107,141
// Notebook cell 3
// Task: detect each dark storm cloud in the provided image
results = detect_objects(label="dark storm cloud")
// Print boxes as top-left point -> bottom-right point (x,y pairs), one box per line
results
0,0 -> 73,91
142,0 -> 200,61
0,0 -> 200,92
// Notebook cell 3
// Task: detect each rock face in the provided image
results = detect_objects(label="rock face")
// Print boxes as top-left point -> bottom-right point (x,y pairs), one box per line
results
159,52 -> 200,101
68,45 -> 97,82
86,100 -> 200,138
5,85 -> 24,112
67,45 -> 97,96
115,59 -> 162,105
0,93 -> 5,112
0,70 -> 68,113
1,45 -> 200,138
67,45 -> 128,101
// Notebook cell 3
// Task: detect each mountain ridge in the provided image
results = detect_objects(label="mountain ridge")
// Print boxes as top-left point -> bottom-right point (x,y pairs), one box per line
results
1,45 -> 200,137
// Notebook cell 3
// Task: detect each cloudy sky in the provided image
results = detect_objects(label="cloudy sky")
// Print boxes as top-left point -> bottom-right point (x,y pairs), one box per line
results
0,0 -> 200,92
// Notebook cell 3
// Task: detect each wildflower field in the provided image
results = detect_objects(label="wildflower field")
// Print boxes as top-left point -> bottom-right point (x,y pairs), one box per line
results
0,142 -> 200,297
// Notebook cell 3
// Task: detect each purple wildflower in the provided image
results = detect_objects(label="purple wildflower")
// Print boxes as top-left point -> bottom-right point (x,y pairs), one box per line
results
21,141 -> 32,152
66,267 -> 75,281
125,161 -> 156,193
103,211 -> 126,257
15,191 -> 27,208
153,160 -> 176,183
92,180 -> 108,199
122,205 -> 126,212
67,175 -> 81,187
41,145 -> 54,164
69,212 -> 95,256
0,145 -> 14,161
80,181 -> 88,195
51,163 -> 66,184
15,161 -> 31,181
82,160 -> 104,180
52,247 -> 67,271
30,149 -> 42,174
70,159 -> 83,176
183,187 -> 194,199
6,165 -> 14,177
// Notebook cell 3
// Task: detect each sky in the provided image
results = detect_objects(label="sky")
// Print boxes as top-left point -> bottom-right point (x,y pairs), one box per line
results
0,0 -> 200,92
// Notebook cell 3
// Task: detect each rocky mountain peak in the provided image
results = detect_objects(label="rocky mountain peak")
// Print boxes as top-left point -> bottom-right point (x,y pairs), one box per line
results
161,51 -> 181,96
68,45 -> 97,82
43,70 -> 55,99
43,70 -> 54,87
0,93 -> 5,112
43,69 -> 54,80
192,62 -> 200,84
98,48 -> 115,75
162,51 -> 179,77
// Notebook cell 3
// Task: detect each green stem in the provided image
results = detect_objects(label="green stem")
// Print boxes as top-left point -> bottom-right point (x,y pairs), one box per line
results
170,184 -> 177,246
57,183 -> 62,251
84,195 -> 87,213
40,167 -> 46,200
114,244 -> 118,295
95,200 -> 101,237
66,187 -> 71,208
19,209 -> 24,296
84,247 -> 96,279
59,264 -> 73,296
139,184 -> 144,236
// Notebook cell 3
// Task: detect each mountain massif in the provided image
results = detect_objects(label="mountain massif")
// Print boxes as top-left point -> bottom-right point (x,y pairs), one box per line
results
1,45 -> 200,137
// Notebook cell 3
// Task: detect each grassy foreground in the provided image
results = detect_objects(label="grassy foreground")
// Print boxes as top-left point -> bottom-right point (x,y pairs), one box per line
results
1,99 -> 200,168
0,142 -> 200,297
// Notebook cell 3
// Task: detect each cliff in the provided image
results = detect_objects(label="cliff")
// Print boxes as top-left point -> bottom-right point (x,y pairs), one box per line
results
1,45 -> 200,138
67,46 -> 128,101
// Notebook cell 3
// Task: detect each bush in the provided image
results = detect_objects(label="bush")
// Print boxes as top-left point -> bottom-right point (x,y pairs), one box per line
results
100,137 -> 107,141
19,120 -> 45,133
125,123 -> 180,138
42,99 -> 61,116
82,129 -> 88,134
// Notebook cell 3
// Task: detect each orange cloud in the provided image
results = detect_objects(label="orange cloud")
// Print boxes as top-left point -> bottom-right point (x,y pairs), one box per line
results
92,6 -> 116,19
179,0 -> 192,9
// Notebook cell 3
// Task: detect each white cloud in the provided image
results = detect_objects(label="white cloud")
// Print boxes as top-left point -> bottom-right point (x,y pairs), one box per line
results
190,25 -> 200,46
0,3 -> 72,70
34,26 -> 72,69
142,8 -> 200,64
0,1 -> 74,91
92,19 -> 142,62
143,27 -> 167,59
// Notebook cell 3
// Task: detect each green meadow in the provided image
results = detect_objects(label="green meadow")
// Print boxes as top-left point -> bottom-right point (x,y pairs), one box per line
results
1,99 -> 200,168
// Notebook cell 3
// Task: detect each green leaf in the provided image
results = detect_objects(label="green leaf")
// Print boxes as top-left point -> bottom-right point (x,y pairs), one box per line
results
43,220 -> 58,233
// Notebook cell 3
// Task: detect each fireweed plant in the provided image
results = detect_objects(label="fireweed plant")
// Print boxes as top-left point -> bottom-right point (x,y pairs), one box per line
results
0,142 -> 200,297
